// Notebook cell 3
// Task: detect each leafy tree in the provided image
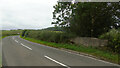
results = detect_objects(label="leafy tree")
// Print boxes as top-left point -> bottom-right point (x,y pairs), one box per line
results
52,2 -> 72,27
52,2 -> 120,37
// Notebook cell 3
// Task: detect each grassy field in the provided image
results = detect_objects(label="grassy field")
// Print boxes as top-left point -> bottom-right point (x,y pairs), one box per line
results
22,37 -> 119,64
0,30 -> 22,40
2,30 -> 22,36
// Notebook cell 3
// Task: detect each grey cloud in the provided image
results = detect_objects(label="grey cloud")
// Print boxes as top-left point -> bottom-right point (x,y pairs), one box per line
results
0,0 -> 57,30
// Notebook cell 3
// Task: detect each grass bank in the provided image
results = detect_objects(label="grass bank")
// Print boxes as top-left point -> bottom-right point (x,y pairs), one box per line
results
0,36 -> 5,68
22,37 -> 119,64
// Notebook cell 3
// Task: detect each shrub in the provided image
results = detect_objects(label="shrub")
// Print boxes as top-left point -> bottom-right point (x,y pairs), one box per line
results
21,30 -> 27,37
99,28 -> 120,53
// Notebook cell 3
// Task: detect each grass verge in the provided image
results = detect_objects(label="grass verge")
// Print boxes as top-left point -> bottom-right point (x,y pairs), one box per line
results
22,37 -> 119,64
2,36 -> 7,39
0,36 -> 4,68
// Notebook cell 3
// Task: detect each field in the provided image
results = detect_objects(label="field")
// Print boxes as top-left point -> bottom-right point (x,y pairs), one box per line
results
2,30 -> 22,37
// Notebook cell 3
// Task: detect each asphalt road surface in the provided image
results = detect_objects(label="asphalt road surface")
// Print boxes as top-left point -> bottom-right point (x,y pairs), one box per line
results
2,36 -> 120,68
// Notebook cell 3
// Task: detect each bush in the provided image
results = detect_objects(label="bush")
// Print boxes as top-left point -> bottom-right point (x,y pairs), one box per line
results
21,30 -> 76,43
99,28 -> 120,53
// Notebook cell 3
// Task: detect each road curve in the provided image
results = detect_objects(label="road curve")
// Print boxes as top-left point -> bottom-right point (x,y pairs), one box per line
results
2,36 -> 120,68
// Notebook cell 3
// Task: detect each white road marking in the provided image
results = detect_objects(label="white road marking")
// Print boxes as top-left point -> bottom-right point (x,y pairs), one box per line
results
15,40 -> 18,43
44,56 -> 70,68
20,43 -> 32,50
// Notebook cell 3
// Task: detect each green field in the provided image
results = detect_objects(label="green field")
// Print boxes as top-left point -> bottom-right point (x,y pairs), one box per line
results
2,30 -> 22,36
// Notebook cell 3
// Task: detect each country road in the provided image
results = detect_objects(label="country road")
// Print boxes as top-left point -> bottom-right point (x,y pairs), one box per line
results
2,36 -> 120,68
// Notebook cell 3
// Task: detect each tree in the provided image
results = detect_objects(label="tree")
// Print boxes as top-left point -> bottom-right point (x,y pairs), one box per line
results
52,2 -> 120,37
52,2 -> 72,27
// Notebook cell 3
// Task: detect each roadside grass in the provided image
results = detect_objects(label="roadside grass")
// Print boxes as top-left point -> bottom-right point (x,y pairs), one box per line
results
2,36 -> 7,39
0,36 -> 4,68
22,37 -> 119,64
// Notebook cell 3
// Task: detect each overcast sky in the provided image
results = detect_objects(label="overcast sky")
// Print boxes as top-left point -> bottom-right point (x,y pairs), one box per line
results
0,0 -> 57,30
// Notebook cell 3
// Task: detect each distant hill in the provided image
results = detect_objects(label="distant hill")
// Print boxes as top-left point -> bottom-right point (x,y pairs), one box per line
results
42,27 -> 64,31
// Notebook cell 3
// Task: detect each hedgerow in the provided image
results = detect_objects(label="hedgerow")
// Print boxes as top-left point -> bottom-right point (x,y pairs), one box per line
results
21,30 -> 76,43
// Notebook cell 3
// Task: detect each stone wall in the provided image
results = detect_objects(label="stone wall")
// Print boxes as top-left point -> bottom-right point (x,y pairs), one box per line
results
70,37 -> 108,47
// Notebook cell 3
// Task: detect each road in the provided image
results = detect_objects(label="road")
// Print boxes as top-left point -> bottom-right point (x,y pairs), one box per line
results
2,36 -> 120,68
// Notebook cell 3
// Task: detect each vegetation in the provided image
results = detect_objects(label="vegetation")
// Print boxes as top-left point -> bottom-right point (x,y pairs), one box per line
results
21,29 -> 119,64
2,30 -> 22,37
99,28 -> 120,53
20,2 -> 120,63
21,30 -> 76,43
2,2 -> 119,65
52,2 -> 120,63
1,30 -> 22,39
52,2 -> 120,37
22,37 -> 119,64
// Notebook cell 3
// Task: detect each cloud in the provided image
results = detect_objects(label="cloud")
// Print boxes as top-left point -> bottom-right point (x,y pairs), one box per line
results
0,0 -> 57,30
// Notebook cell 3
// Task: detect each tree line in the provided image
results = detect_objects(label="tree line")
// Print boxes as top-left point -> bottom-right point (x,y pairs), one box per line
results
52,2 -> 120,37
